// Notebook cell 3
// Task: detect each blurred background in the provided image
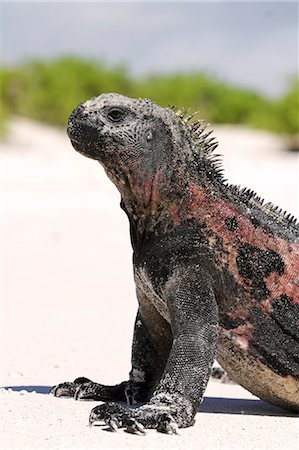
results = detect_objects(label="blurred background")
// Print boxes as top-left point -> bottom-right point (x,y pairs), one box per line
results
1,1 -> 298,143
1,0 -> 299,411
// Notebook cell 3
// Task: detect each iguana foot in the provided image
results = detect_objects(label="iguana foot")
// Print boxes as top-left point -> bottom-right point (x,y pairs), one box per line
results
89,400 -> 193,434
50,377 -> 147,402
50,377 -> 106,400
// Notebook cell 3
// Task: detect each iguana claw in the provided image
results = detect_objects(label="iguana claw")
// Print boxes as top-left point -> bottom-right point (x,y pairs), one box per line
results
157,413 -> 179,434
124,418 -> 146,435
107,417 -> 121,432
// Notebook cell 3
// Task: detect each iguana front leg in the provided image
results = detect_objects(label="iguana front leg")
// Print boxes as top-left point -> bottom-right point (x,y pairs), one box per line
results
50,309 -> 172,403
89,266 -> 218,433
126,308 -> 172,404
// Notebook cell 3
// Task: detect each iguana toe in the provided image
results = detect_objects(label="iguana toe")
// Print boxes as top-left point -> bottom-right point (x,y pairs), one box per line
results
50,377 -> 92,398
89,402 -> 130,427
124,418 -> 146,435
49,381 -> 77,397
157,413 -> 179,434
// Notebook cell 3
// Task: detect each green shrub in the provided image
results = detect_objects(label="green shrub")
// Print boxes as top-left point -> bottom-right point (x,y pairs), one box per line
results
275,78 -> 299,134
1,57 -> 132,127
0,57 -> 297,136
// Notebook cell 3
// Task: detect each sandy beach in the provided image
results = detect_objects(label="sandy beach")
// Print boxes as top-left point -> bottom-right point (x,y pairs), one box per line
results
1,118 -> 298,449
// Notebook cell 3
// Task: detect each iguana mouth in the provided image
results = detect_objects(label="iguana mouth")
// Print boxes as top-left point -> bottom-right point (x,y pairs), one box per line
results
67,117 -> 100,145
67,105 -> 105,159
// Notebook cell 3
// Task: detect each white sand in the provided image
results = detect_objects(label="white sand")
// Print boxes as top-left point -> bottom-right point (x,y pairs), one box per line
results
1,118 -> 298,449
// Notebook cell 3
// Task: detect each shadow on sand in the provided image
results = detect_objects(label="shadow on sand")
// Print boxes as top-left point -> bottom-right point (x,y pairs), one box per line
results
2,385 -> 298,417
3,385 -> 51,395
201,396 -> 298,417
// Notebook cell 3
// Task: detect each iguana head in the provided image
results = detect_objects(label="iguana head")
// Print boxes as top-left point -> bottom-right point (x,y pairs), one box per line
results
67,93 -> 193,216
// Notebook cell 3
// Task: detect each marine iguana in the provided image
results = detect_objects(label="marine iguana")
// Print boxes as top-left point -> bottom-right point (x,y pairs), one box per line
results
50,93 -> 299,434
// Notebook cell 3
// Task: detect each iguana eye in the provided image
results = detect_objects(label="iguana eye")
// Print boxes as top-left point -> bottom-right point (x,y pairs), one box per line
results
107,107 -> 126,123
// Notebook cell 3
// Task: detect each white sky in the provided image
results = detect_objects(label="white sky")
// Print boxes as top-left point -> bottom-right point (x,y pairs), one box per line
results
1,2 -> 298,97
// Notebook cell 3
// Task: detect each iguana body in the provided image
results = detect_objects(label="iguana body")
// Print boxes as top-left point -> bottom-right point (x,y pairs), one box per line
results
51,93 -> 299,434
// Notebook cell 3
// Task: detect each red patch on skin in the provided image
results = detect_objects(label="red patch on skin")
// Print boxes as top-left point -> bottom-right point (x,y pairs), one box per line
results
127,169 -> 165,213
171,204 -> 182,225
223,324 -> 252,350
175,182 -> 299,309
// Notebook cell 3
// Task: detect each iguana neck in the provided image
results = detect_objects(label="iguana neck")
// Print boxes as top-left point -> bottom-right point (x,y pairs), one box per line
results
120,163 -> 226,237
106,160 -> 188,225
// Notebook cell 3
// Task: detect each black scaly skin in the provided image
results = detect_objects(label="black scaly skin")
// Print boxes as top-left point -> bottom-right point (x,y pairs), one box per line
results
50,93 -> 299,434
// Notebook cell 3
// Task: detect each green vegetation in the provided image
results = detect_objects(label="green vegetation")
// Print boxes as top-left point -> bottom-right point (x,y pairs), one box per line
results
0,57 -> 298,136
276,78 -> 299,135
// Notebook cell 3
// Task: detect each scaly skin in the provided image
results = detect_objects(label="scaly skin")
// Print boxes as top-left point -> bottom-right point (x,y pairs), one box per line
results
50,93 -> 299,434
